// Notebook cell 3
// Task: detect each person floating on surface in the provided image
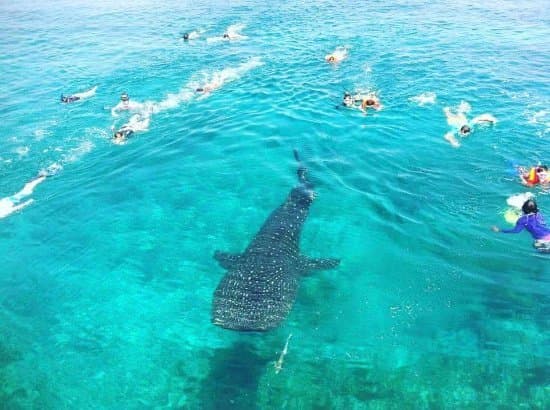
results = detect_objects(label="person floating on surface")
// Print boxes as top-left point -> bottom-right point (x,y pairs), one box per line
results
518,165 -> 548,186
113,114 -> 150,145
325,46 -> 348,63
443,104 -> 496,148
341,91 -> 381,113
111,92 -> 145,117
492,199 -> 550,253
60,86 -> 97,103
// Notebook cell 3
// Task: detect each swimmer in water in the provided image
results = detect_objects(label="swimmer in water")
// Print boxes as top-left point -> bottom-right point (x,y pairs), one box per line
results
459,125 -> 471,135
325,46 -> 348,64
443,105 -> 496,147
492,199 -> 550,252
342,91 -> 381,112
342,92 -> 354,107
196,86 -> 213,94
111,92 -> 145,117
113,128 -> 134,144
518,165 -> 549,186
60,86 -> 97,103
113,114 -> 150,144
0,174 -> 48,219
359,94 -> 381,112
183,32 -> 190,41
195,77 -> 223,95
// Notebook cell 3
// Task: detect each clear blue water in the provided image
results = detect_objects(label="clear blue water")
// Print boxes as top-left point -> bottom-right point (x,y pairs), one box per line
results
1,0 -> 549,408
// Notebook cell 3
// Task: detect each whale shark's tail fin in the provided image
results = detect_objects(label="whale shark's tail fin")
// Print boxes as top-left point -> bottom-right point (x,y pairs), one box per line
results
293,149 -> 308,185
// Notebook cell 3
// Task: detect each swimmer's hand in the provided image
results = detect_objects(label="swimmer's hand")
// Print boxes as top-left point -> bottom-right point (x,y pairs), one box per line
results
491,226 -> 500,233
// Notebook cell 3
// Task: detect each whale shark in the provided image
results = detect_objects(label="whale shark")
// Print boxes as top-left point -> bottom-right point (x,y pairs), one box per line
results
212,151 -> 340,331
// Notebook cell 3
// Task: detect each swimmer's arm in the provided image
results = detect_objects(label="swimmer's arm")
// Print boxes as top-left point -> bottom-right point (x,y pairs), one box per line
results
499,217 -> 526,234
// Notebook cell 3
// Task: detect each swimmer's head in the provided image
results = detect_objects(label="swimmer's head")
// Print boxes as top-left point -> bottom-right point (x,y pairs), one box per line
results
120,92 -> 129,102
114,131 -> 123,139
183,33 -> 189,40
223,33 -> 229,39
460,125 -> 471,135
343,92 -> 353,106
365,99 -> 376,106
522,199 -> 538,215
196,87 -> 204,93
61,95 -> 68,102
536,165 -> 548,172
327,56 -> 335,62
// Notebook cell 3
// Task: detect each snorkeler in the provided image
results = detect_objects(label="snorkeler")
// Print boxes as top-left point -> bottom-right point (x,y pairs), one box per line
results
111,92 -> 145,117
359,95 -> 381,112
195,77 -> 223,95
196,86 -> 213,94
443,105 -> 496,147
492,199 -> 550,252
113,128 -> 134,144
519,165 -> 549,186
60,86 -> 97,103
342,91 -> 381,113
0,174 -> 48,219
325,46 -> 348,63
113,114 -> 150,145
342,92 -> 354,107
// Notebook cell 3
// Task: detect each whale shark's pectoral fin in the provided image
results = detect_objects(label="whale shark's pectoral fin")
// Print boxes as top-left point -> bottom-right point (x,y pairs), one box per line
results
214,251 -> 243,270
300,257 -> 340,274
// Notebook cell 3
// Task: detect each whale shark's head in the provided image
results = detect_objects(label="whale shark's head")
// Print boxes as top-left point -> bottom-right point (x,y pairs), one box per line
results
289,184 -> 315,208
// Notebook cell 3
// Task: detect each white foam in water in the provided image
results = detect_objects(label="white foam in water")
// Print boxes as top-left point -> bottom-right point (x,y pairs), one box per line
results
471,113 -> 497,125
410,92 -> 437,106
325,46 -> 348,63
457,100 -> 471,114
527,109 -> 549,134
149,88 -> 194,113
227,23 -> 246,38
506,192 -> 534,209
109,57 -> 263,143
0,175 -> 47,219
72,85 -> 98,100
188,30 -> 202,40
42,162 -> 63,176
62,140 -> 94,164
14,146 -> 30,157
34,128 -> 54,140
195,57 -> 263,99
207,23 -> 247,43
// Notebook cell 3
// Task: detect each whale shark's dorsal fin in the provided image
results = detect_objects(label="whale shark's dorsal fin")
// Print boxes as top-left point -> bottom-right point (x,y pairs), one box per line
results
214,251 -> 243,270
299,257 -> 340,275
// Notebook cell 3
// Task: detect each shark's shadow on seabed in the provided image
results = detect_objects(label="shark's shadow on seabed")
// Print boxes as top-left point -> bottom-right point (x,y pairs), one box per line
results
197,340 -> 270,410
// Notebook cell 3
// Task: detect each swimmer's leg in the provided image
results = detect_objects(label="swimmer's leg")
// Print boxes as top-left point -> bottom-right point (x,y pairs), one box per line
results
444,132 -> 460,148
0,198 -> 34,218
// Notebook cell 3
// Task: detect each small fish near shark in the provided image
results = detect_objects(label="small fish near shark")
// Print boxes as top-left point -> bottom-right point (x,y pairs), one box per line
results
212,150 -> 340,332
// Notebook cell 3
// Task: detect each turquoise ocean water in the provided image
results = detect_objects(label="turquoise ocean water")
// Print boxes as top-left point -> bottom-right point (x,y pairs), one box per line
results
1,0 -> 549,408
